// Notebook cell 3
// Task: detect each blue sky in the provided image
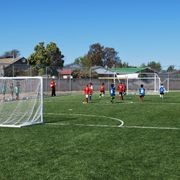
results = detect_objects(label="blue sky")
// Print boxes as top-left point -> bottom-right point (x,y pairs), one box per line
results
0,0 -> 180,69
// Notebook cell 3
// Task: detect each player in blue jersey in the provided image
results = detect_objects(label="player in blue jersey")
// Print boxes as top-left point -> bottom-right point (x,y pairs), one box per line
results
139,84 -> 145,102
110,83 -> 115,103
159,83 -> 166,99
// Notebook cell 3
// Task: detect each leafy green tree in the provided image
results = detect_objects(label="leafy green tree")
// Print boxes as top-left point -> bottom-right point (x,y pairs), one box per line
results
87,43 -> 104,67
74,56 -> 91,68
115,59 -> 129,68
28,42 -> 64,76
167,65 -> 175,72
71,42 -> 129,78
102,47 -> 121,68
140,63 -> 146,68
81,43 -> 125,68
147,61 -> 162,72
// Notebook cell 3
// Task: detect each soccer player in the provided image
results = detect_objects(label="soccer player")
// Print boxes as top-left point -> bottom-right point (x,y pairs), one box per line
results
159,83 -> 166,99
50,79 -> 56,96
139,84 -> 145,102
110,83 -> 115,103
10,82 -> 14,100
83,84 -> 90,103
117,82 -> 124,100
89,82 -> 93,102
122,82 -> 127,95
1,81 -> 6,101
15,82 -> 20,100
99,82 -> 105,98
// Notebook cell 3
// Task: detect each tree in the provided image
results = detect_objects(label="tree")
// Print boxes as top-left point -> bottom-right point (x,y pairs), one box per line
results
86,43 -> 104,67
28,42 -> 64,76
81,42 -> 125,68
86,43 -> 128,68
147,61 -> 162,72
74,56 -> 90,68
102,47 -> 121,68
167,65 -> 176,72
0,49 -> 20,58
140,63 -> 146,68
71,42 -> 129,78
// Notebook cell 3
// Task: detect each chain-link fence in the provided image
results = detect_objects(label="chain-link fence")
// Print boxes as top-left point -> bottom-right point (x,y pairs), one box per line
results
1,65 -> 180,95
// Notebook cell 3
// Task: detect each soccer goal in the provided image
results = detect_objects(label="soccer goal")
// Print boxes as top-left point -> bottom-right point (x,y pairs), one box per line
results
115,73 -> 161,95
0,76 -> 43,128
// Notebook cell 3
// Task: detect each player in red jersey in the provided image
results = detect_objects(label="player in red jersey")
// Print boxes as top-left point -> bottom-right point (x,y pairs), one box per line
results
122,82 -> 126,95
83,84 -> 90,103
117,82 -> 124,100
50,79 -> 56,96
89,82 -> 93,102
99,82 -> 105,98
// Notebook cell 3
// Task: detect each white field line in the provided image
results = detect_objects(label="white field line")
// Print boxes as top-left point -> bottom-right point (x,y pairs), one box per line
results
45,113 -> 124,127
45,113 -> 180,130
122,125 -> 180,130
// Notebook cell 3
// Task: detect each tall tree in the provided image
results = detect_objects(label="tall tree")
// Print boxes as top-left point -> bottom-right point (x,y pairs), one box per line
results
71,42 -> 128,78
74,56 -> 90,67
147,61 -> 162,72
28,42 -> 64,76
167,65 -> 176,72
140,63 -> 146,68
103,47 -> 119,68
87,43 -> 104,67
86,43 -> 123,68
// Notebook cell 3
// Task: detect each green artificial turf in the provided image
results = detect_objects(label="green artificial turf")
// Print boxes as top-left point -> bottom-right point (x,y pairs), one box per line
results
0,92 -> 179,179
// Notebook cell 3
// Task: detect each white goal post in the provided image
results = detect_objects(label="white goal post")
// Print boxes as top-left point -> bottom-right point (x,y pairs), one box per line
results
0,76 -> 43,127
115,73 -> 161,95
99,73 -> 164,95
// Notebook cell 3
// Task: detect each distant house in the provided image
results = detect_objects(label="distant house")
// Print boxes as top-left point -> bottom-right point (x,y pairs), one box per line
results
59,69 -> 72,79
111,67 -> 157,76
91,66 -> 157,79
0,57 -> 29,77
91,66 -> 115,77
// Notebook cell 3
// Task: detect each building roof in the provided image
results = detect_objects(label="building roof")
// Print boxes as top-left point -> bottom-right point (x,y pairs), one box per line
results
0,57 -> 27,66
59,69 -> 72,75
0,58 -> 16,64
92,66 -> 115,75
111,67 -> 155,74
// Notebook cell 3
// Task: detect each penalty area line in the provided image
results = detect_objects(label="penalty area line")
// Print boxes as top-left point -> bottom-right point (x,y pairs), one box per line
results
45,113 -> 180,130
45,113 -> 124,127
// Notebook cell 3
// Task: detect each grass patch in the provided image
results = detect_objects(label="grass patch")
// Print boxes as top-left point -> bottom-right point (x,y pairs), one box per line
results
0,92 -> 180,179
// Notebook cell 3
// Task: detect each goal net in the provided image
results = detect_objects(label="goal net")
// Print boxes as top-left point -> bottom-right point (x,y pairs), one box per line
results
115,73 -> 161,95
0,76 -> 43,127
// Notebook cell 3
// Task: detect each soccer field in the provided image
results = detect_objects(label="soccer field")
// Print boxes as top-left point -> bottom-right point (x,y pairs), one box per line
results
0,92 -> 180,179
